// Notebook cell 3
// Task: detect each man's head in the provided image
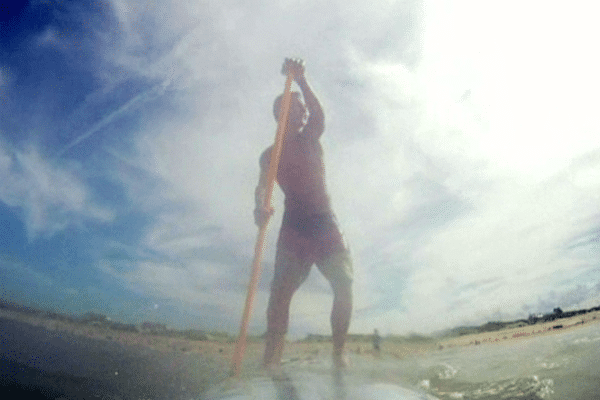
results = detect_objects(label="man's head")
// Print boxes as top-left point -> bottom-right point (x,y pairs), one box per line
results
273,91 -> 308,129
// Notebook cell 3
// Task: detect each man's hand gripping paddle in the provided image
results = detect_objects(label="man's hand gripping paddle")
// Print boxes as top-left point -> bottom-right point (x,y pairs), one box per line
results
230,65 -> 294,377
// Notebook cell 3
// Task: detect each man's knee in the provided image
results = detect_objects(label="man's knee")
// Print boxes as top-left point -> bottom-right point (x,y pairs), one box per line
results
331,277 -> 352,299
319,248 -> 353,286
272,246 -> 310,293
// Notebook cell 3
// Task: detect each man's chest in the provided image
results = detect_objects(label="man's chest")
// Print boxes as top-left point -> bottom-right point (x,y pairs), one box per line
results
280,136 -> 323,168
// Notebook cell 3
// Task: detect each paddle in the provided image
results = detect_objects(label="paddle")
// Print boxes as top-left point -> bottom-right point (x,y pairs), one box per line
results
230,66 -> 294,377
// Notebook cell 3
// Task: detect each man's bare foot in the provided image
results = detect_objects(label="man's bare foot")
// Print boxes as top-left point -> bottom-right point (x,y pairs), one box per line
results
263,332 -> 285,370
261,362 -> 284,377
332,352 -> 351,369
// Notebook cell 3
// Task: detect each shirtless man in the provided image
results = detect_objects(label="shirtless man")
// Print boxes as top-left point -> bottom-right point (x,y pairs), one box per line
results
254,58 -> 353,369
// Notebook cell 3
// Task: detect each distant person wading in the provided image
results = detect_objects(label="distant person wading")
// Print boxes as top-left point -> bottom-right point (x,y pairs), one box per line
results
254,58 -> 353,370
373,329 -> 381,355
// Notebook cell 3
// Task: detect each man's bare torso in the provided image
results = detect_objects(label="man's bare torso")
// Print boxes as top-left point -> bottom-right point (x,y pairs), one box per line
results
262,131 -> 331,214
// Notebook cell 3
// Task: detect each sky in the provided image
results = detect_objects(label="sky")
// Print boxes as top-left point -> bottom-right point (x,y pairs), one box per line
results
1,0 -> 600,339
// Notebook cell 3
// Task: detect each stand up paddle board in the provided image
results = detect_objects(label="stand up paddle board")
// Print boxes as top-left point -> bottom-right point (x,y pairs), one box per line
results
202,369 -> 439,400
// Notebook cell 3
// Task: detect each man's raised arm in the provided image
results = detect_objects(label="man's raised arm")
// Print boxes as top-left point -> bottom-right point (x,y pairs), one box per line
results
284,58 -> 325,139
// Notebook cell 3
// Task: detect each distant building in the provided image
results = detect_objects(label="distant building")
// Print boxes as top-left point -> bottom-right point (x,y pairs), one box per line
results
109,321 -> 138,332
141,321 -> 167,333
304,334 -> 329,342
82,312 -> 109,325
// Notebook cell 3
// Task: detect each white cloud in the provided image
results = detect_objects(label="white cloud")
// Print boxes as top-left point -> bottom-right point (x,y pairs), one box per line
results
397,157 -> 600,331
36,27 -> 60,46
97,256 -> 263,329
420,1 -> 600,179
0,142 -> 114,239
87,0 -> 600,335
0,255 -> 54,289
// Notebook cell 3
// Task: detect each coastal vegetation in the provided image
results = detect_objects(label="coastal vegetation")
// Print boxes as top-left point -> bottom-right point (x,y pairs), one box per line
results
1,298 -> 598,343
441,305 -> 600,338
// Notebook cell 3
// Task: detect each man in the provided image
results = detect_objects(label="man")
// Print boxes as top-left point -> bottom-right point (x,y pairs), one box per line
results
372,328 -> 381,355
254,58 -> 353,369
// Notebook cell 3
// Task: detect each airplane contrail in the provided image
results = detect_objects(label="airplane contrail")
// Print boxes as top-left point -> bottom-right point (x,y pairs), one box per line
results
54,79 -> 170,160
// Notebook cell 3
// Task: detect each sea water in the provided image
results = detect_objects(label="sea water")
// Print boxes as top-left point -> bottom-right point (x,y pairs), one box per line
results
348,321 -> 600,400
204,323 -> 600,399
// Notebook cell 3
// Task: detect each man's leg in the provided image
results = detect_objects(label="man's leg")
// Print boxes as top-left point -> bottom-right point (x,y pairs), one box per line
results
317,247 -> 353,368
263,230 -> 310,368
263,331 -> 285,369
331,278 -> 352,367
264,278 -> 294,368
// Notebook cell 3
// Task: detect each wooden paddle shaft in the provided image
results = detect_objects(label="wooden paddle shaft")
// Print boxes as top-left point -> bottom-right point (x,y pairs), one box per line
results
231,72 -> 294,377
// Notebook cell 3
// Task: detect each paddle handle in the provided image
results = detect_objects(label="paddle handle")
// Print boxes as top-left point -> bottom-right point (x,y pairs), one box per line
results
231,72 -> 294,377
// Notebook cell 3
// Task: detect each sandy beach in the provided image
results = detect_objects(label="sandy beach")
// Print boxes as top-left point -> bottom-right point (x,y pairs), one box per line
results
1,307 -> 599,398
434,309 -> 600,349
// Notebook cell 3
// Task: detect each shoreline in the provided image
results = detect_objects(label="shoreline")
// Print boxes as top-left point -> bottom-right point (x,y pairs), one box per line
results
2,306 -> 599,398
3,306 -> 599,362
435,309 -> 600,350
